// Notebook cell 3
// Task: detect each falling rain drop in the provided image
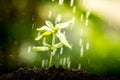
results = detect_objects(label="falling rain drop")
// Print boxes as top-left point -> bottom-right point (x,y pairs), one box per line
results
80,29 -> 83,36
41,59 -> 45,68
67,61 -> 71,68
32,24 -> 34,30
87,59 -> 90,65
83,0 -> 86,6
45,59 -> 48,67
85,19 -> 88,26
67,57 -> 70,63
78,63 -> 81,69
70,0 -> 74,7
48,10 -> 52,19
60,58 -> 63,65
63,57 -> 66,65
59,0 -> 64,5
80,45 -> 84,57
72,6 -> 76,13
60,47 -> 63,55
80,14 -> 84,22
27,46 -> 31,54
86,10 -> 91,19
52,0 -> 55,2
79,38 -> 82,46
55,14 -> 62,23
32,16 -> 34,21
86,42 -> 89,50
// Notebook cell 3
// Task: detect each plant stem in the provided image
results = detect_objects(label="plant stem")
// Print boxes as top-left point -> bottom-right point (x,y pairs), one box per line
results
49,33 -> 55,67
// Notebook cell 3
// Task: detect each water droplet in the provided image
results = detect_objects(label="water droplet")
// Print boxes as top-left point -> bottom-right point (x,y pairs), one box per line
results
78,63 -> 81,69
41,59 -> 45,68
70,0 -> 74,7
72,6 -> 76,13
48,10 -> 52,18
59,0 -> 64,5
60,47 -> 63,55
80,45 -> 84,57
86,42 -> 89,50
28,46 -> 31,54
79,38 -> 82,46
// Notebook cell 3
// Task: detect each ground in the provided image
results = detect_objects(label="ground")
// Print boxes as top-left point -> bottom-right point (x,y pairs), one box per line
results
0,65 -> 119,80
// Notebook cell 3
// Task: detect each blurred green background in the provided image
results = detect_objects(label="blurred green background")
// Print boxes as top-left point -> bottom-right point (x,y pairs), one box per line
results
0,0 -> 120,76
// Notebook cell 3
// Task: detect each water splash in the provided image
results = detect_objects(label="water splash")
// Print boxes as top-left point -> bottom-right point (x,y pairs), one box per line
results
70,0 -> 74,7
48,10 -> 52,18
59,0 -> 64,5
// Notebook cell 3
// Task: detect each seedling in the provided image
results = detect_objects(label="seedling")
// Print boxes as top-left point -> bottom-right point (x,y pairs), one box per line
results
33,20 -> 72,67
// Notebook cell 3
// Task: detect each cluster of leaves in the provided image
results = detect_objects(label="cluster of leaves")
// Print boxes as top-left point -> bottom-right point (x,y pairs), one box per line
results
33,20 -> 72,66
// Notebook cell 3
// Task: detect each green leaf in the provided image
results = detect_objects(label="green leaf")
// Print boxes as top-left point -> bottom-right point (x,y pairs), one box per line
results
33,46 -> 50,51
57,32 -> 71,49
37,26 -> 52,32
54,43 -> 63,48
35,35 -> 43,41
55,20 -> 72,29
45,20 -> 54,28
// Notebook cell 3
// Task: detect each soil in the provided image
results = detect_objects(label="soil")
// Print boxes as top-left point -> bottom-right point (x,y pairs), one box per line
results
0,65 -> 120,80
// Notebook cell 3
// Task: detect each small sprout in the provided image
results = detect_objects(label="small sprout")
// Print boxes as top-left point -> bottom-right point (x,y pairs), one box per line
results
33,20 -> 72,67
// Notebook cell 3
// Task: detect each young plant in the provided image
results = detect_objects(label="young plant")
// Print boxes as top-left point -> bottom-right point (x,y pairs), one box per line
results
33,20 -> 72,67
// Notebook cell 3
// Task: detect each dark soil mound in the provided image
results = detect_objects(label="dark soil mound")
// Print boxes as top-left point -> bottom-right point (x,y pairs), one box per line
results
0,65 -> 119,80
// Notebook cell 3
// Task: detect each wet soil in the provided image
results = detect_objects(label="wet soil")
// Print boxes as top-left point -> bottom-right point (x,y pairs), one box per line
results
0,65 -> 119,80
